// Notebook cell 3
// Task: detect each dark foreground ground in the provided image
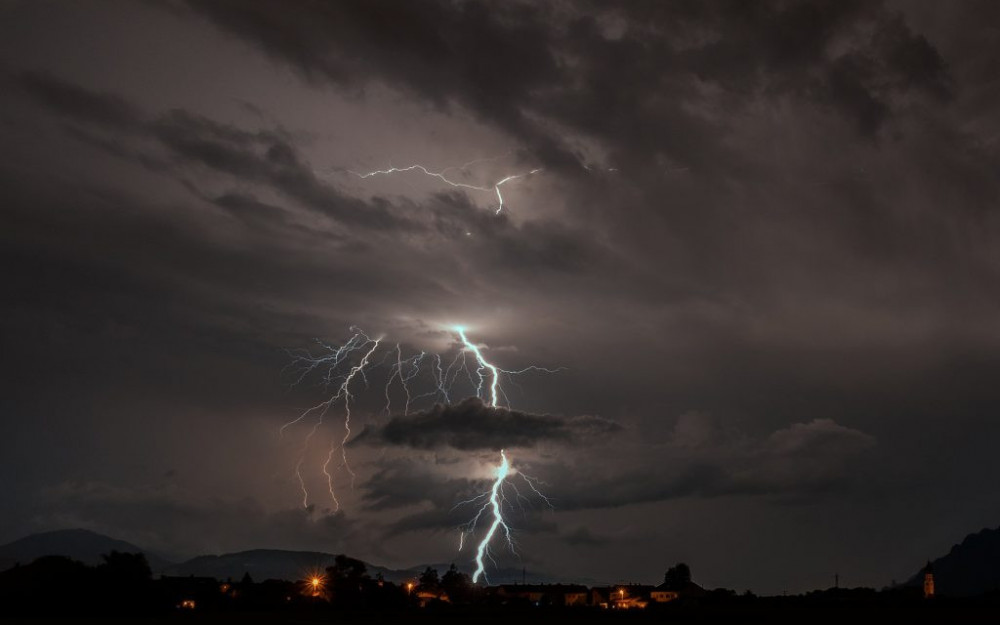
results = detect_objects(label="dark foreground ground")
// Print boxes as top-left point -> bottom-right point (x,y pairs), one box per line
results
4,602 -> 1000,625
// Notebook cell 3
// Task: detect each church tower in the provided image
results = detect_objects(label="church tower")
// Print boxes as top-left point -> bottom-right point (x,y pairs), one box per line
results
923,561 -> 935,599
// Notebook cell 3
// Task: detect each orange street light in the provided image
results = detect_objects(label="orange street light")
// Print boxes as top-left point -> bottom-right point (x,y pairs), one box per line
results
302,572 -> 326,597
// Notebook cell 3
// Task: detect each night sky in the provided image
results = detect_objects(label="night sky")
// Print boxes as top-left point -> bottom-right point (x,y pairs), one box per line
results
2,0 -> 1000,595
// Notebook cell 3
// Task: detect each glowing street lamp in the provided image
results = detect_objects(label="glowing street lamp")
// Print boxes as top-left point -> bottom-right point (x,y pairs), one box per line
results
302,572 -> 325,598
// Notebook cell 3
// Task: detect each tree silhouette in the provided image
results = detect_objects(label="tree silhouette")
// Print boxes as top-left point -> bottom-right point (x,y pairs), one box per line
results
98,550 -> 151,582
0,556 -> 94,615
664,563 -> 691,589
419,566 -> 440,591
326,554 -> 370,607
96,551 -> 153,612
328,554 -> 369,582
441,563 -> 473,604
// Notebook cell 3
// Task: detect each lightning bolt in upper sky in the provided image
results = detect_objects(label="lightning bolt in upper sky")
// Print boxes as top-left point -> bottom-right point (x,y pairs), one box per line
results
349,161 -> 542,214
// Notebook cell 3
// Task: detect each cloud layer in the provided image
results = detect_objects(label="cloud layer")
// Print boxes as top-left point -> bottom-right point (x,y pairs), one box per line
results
353,397 -> 621,451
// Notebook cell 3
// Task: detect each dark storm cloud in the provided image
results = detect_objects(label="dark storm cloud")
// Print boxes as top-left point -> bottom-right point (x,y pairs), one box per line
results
8,70 -> 613,285
183,0 -> 571,163
356,417 -> 875,538
649,1 -> 952,136
426,197 -> 606,275
13,70 -> 143,129
561,526 -> 610,547
150,110 -> 413,231
353,396 -> 621,451
529,417 -> 876,511
9,70 -> 407,232
169,0 -> 997,347
185,0 -> 952,163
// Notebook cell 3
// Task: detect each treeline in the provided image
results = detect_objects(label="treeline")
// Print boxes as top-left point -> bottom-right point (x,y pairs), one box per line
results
4,551 -> 1000,622
0,551 -> 160,616
0,551 -> 481,617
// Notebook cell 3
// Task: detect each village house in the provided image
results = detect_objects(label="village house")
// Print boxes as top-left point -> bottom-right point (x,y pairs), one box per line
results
493,583 -> 589,606
591,584 -> 654,609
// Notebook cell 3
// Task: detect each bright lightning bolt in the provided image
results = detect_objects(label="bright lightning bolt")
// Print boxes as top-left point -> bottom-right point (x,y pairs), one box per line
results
456,449 -> 553,585
472,449 -> 511,584
336,338 -> 382,487
350,163 -> 541,214
449,326 -> 557,584
453,325 -> 563,409
282,325 -> 558,582
455,326 -> 500,407
281,328 -> 382,510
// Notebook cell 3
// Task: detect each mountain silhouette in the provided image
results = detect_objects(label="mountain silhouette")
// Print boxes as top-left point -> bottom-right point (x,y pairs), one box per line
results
908,526 -> 1000,596
162,552 -> 556,584
0,529 -> 172,572
0,529 -> 561,585
162,548 -> 411,582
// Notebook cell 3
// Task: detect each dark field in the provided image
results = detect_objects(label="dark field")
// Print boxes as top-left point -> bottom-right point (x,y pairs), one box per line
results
5,602 -> 1000,625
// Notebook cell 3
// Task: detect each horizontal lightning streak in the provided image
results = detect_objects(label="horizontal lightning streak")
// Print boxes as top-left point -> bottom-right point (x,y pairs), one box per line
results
350,163 -> 541,214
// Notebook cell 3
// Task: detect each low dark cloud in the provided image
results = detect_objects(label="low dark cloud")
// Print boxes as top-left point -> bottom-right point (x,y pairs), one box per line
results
361,458 -> 475,512
355,416 -> 875,542
525,417 -> 877,511
561,526 -> 611,547
14,70 -> 143,130
353,397 -> 621,451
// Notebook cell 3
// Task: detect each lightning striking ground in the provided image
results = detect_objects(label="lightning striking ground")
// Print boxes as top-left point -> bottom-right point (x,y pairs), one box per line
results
282,325 -> 557,581
448,330 -> 556,584
452,448 -> 554,584
472,449 -> 511,584
350,163 -> 541,214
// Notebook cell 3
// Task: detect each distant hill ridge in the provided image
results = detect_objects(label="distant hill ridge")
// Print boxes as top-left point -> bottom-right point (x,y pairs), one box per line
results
161,552 -> 553,585
0,529 -> 555,585
908,525 -> 1000,596
163,548 -> 413,583
0,528 -> 172,572
15,526 -> 1000,593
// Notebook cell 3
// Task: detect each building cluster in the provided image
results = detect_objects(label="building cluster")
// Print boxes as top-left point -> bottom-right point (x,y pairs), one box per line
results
0,552 -> 960,619
161,573 -> 706,611
483,580 -> 704,609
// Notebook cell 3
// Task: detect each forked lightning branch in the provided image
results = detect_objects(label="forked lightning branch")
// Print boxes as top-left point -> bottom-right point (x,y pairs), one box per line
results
281,326 -> 559,583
